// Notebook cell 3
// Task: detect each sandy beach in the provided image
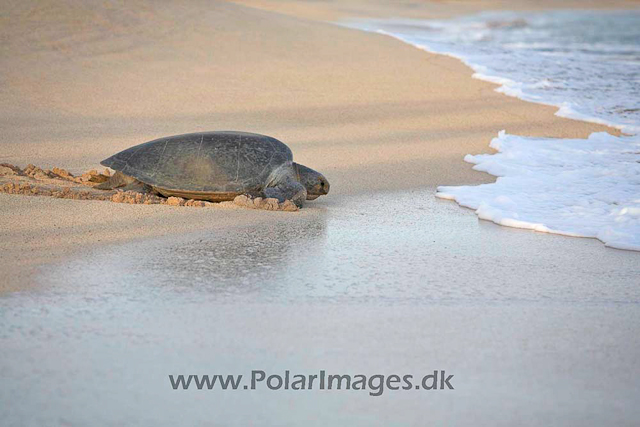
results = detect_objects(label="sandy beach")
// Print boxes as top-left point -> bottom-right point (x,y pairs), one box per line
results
1,0 -> 633,293
1,0 -> 640,425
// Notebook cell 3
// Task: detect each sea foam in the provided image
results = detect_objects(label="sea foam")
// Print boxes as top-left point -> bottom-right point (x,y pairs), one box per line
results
344,11 -> 640,250
437,131 -> 640,251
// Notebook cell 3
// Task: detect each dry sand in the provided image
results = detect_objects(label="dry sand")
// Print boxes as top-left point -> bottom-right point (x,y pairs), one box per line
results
0,0 -> 634,293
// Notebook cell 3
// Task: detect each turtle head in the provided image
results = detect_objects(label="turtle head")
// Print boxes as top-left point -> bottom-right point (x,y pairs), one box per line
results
294,163 -> 330,200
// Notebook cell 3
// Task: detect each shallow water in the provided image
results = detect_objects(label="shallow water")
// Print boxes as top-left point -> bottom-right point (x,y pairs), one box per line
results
1,192 -> 640,425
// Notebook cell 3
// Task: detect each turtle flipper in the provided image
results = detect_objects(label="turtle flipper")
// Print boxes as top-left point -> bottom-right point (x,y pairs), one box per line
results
264,176 -> 307,208
95,171 -> 141,190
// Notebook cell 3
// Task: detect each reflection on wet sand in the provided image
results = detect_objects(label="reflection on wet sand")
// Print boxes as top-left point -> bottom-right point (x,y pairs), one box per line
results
33,191 -> 639,305
144,215 -> 328,296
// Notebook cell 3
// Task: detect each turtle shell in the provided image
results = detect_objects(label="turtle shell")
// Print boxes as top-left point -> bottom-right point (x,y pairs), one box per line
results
101,131 -> 293,196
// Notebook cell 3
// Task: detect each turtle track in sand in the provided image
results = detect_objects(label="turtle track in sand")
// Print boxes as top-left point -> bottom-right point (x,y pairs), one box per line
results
0,163 -> 298,211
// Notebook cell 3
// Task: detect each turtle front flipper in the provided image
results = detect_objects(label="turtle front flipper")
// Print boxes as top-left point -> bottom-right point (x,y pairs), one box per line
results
264,176 -> 307,208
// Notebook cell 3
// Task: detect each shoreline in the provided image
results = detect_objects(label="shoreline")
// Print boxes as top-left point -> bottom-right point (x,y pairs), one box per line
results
0,0 -> 634,295
363,28 -> 630,136
341,9 -> 639,251
236,0 -> 637,134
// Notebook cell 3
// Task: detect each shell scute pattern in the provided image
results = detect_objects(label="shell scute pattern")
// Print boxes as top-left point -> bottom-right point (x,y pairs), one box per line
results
101,131 -> 293,194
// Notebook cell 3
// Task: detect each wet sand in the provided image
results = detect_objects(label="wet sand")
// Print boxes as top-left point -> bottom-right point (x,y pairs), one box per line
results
1,0 -> 640,425
2,191 -> 639,425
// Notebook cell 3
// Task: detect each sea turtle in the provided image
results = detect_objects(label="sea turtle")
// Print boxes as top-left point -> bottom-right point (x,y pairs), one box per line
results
96,131 -> 330,207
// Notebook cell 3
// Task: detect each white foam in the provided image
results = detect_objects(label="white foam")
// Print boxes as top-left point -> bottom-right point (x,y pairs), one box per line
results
437,131 -> 640,251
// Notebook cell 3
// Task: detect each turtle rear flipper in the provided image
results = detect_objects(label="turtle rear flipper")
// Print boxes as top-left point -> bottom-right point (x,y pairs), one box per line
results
94,171 -> 140,190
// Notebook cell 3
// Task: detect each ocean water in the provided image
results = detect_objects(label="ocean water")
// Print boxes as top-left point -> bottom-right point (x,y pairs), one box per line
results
345,10 -> 640,250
